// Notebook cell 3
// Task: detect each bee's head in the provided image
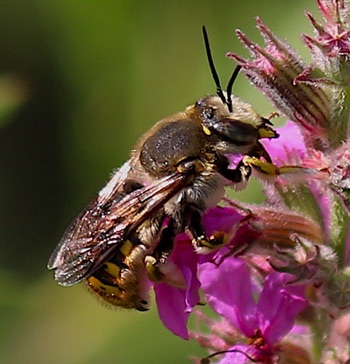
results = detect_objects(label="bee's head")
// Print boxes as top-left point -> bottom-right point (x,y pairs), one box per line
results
196,27 -> 278,155
193,95 -> 276,155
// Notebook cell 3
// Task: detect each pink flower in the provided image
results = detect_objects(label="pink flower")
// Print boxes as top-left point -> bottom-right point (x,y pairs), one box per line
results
198,258 -> 307,363
155,4 -> 350,363
154,207 -> 247,339
154,239 -> 200,339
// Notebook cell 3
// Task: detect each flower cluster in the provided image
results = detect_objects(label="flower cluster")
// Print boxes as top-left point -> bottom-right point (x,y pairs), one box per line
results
148,1 -> 350,363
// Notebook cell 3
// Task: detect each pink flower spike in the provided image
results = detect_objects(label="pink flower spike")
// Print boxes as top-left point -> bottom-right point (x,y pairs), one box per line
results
230,18 -> 330,140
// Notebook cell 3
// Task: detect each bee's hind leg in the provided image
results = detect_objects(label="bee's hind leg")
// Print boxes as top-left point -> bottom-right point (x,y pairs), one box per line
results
143,209 -> 226,286
144,218 -> 177,283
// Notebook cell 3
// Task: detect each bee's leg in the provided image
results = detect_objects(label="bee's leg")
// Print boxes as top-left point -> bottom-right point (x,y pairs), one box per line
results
243,156 -> 280,175
186,209 -> 226,251
242,156 -> 310,177
216,154 -> 252,184
217,152 -> 309,183
144,218 -> 177,282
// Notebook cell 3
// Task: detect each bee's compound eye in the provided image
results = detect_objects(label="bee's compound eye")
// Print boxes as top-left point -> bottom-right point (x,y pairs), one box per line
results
213,119 -> 259,146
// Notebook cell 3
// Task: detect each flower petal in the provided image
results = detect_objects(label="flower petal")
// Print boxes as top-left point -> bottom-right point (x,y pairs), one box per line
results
199,258 -> 257,337
202,207 -> 243,236
257,272 -> 307,344
216,345 -> 257,364
262,121 -> 306,165
155,283 -> 190,339
154,241 -> 200,339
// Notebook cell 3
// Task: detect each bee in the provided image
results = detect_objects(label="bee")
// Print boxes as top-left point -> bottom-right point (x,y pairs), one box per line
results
48,27 -> 279,311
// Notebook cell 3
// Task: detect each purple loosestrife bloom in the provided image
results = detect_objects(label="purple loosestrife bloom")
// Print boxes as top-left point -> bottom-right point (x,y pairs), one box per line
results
190,1 -> 350,363
153,207 -> 247,339
154,239 -> 200,339
144,2 -> 350,363
198,258 -> 307,363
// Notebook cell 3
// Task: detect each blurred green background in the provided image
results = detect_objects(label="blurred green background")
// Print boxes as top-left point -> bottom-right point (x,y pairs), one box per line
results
0,1 -> 317,363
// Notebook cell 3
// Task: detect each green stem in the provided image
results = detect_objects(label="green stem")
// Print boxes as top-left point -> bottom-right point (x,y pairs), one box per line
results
310,310 -> 328,361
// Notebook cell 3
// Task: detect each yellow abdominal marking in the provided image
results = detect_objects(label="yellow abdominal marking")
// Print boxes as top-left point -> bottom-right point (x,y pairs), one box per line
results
119,240 -> 134,256
104,262 -> 121,278
87,276 -> 122,296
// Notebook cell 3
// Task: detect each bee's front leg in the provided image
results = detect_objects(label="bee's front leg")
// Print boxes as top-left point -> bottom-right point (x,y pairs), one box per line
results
216,154 -> 252,185
242,156 -> 311,179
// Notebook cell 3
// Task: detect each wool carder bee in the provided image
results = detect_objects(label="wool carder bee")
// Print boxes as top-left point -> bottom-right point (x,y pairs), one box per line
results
48,27 -> 279,311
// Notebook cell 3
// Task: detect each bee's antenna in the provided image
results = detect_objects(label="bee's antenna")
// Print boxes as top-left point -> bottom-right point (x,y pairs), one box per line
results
225,65 -> 242,112
202,26 -> 227,106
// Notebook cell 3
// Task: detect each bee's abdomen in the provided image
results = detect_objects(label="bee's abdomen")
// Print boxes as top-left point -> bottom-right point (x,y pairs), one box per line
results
86,237 -> 149,311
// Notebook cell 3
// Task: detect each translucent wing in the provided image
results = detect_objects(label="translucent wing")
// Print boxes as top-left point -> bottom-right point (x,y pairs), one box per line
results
48,161 -> 189,286
47,161 -> 131,271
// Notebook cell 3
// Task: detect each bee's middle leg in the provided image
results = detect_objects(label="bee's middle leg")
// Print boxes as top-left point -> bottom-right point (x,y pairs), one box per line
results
185,209 -> 226,251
